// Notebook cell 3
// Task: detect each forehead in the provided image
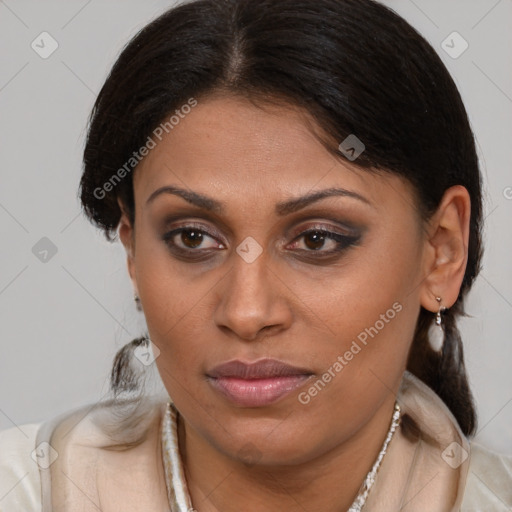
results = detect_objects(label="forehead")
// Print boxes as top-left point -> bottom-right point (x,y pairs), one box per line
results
133,95 -> 417,218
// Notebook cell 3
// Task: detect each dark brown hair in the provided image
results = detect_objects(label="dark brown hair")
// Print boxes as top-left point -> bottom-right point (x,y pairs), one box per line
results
79,0 -> 482,436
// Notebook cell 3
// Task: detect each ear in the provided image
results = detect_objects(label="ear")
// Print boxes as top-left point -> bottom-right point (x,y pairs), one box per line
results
117,197 -> 138,296
419,185 -> 471,313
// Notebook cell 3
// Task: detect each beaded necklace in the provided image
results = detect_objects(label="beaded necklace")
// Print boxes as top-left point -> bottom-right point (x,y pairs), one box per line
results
162,402 -> 402,512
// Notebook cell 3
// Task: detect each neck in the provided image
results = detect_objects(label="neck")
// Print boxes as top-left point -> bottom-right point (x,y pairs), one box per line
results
178,397 -> 398,512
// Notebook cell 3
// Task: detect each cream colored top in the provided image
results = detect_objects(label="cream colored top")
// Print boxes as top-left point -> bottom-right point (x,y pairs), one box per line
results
0,371 -> 511,511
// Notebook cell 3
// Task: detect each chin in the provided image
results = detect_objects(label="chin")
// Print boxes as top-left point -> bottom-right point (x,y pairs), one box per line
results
211,420 -> 323,468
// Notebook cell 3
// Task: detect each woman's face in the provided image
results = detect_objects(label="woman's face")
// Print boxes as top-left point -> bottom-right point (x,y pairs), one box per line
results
124,95 -> 428,465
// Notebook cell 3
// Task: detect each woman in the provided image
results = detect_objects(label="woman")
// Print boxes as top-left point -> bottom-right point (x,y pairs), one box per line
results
1,0 -> 511,510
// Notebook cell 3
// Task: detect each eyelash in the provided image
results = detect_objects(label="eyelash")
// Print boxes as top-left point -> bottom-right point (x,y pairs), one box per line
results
161,222 -> 360,260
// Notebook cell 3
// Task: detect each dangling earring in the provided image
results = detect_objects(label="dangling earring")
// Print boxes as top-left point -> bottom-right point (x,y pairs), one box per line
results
134,293 -> 143,312
428,296 -> 446,352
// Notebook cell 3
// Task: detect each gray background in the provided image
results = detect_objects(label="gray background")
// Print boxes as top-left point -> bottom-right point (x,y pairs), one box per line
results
0,0 -> 511,454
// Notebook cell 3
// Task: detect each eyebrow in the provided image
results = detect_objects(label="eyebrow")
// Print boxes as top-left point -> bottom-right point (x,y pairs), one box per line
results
145,185 -> 372,215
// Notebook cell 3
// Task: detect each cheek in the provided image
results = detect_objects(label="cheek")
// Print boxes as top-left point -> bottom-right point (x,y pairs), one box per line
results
134,227 -> 199,332
291,225 -> 422,400
297,223 -> 421,341
133,240 -> 219,399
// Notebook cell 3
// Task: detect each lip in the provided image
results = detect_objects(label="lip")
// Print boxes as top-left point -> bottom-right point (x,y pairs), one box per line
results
206,358 -> 314,407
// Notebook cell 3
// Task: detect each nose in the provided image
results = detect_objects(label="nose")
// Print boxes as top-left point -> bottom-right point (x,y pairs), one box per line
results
213,249 -> 293,342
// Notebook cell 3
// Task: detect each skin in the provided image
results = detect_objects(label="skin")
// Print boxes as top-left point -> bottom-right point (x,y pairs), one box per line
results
118,94 -> 470,512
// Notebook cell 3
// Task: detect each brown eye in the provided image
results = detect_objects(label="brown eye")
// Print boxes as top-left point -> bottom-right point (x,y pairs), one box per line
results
303,231 -> 329,250
162,223 -> 225,256
287,226 -> 361,257
180,229 -> 204,248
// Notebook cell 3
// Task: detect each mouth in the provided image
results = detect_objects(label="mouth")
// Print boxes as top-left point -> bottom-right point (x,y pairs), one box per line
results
206,358 -> 314,407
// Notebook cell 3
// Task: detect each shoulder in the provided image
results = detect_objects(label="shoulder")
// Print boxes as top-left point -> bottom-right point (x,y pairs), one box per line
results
49,395 -> 171,510
0,396 -> 170,512
0,423 -> 42,512
461,441 -> 512,511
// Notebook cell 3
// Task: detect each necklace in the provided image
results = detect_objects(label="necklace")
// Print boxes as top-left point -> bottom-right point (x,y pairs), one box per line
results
162,401 -> 402,512
347,402 -> 401,511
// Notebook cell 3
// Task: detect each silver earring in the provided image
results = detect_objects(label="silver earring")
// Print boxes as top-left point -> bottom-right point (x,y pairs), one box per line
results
428,296 -> 446,352
134,294 -> 142,312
